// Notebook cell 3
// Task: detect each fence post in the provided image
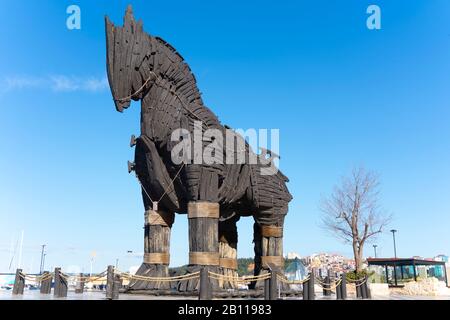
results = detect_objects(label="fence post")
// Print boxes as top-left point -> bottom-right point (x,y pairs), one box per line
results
336,273 -> 342,300
53,267 -> 61,297
324,275 -> 332,297
302,277 -> 309,300
308,271 -> 315,300
41,271 -> 52,294
356,278 -> 362,299
112,274 -> 121,300
75,273 -> 84,294
341,272 -> 347,300
361,277 -> 368,299
106,265 -> 115,300
269,270 -> 277,300
199,267 -> 212,300
12,269 -> 25,295
365,275 -> 371,299
57,269 -> 68,298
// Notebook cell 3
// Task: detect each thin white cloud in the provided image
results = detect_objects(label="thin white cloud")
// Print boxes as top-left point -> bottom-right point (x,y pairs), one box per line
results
83,77 -> 109,92
1,75 -> 109,94
3,75 -> 44,91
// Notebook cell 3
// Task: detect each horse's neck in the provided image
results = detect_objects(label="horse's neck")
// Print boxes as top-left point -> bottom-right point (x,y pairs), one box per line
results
151,38 -> 203,104
140,77 -> 199,143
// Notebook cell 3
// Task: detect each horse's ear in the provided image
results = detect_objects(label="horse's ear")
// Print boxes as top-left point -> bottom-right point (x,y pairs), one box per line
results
123,5 -> 135,30
137,19 -> 143,33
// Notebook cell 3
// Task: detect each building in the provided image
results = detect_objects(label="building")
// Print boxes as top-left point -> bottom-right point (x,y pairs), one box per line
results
303,253 -> 355,274
367,257 -> 449,287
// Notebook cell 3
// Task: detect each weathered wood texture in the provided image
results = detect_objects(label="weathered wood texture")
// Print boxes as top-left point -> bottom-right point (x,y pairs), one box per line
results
178,201 -> 219,292
105,5 -> 292,219
106,265 -> 115,299
251,221 -> 289,290
53,267 -> 67,298
105,6 -> 293,291
40,271 -> 52,294
218,214 -> 239,289
12,269 -> 24,295
129,210 -> 174,290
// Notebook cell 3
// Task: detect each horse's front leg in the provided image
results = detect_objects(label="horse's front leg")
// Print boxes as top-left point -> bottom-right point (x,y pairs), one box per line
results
129,200 -> 175,290
128,136 -> 176,290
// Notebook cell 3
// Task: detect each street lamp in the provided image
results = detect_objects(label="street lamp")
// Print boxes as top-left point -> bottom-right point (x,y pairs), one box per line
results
39,244 -> 46,274
390,229 -> 398,258
390,229 -> 398,286
373,245 -> 378,258
42,253 -> 46,272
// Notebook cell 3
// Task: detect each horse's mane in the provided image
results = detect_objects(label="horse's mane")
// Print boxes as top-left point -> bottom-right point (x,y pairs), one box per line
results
153,36 -> 203,105
151,35 -> 221,128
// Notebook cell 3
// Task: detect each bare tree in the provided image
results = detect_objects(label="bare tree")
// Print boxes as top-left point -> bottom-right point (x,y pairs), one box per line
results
320,167 -> 391,272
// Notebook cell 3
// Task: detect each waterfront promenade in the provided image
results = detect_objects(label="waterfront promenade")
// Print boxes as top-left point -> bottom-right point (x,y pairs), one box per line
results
2,290 -> 449,300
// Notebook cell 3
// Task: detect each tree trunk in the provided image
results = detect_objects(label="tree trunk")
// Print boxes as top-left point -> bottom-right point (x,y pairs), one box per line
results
353,242 -> 365,272
353,242 -> 361,272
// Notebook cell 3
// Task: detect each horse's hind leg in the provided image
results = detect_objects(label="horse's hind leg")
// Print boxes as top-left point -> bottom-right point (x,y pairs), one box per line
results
218,213 -> 240,289
129,205 -> 175,290
250,211 -> 285,289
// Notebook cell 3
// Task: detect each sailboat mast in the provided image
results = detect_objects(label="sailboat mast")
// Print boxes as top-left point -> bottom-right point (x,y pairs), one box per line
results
17,230 -> 24,269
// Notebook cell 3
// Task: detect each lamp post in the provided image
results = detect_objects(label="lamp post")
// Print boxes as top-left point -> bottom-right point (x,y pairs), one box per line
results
39,244 -> 46,274
390,229 -> 398,286
373,245 -> 378,258
42,253 -> 46,272
390,229 -> 398,258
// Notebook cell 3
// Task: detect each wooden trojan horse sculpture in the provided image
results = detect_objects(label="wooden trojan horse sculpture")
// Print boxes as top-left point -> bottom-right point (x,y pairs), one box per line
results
105,6 -> 292,291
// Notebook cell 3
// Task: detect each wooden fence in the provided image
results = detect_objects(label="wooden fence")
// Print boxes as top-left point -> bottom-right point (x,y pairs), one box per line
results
11,266 -> 371,300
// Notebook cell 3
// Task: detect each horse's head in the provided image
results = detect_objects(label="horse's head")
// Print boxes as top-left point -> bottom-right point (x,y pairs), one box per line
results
105,5 -> 154,112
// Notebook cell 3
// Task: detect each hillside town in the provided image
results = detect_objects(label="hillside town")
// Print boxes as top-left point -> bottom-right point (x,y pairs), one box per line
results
284,252 -> 449,276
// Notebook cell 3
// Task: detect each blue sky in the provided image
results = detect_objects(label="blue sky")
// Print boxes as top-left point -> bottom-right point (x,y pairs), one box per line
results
1,0 -> 449,273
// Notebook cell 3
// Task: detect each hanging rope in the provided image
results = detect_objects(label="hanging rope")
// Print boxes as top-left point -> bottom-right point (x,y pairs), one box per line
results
277,275 -> 311,285
115,270 -> 200,282
135,162 -> 186,207
207,271 -> 271,283
114,73 -> 157,103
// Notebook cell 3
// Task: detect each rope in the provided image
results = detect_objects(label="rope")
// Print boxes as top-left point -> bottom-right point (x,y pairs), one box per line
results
320,279 -> 343,291
208,275 -> 250,283
116,270 -> 200,282
20,272 -> 54,282
135,163 -> 185,206
72,271 -> 108,282
346,277 -> 367,283
277,275 -> 310,285
114,73 -> 156,103
207,271 -> 271,282
353,278 -> 367,287
314,276 -> 343,291
115,71 -> 210,132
